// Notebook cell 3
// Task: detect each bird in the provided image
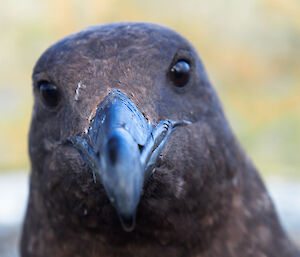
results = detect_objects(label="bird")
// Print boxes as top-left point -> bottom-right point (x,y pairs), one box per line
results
21,22 -> 299,257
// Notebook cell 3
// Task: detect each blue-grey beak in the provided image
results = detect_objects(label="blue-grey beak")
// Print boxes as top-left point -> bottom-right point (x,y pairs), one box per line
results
68,90 -> 189,231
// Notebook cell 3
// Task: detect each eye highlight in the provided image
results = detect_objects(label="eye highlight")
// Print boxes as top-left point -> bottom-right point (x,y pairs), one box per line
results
38,81 -> 61,108
169,60 -> 191,87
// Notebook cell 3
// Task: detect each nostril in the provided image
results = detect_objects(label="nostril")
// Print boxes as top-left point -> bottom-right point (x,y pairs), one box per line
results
138,144 -> 144,153
106,137 -> 120,165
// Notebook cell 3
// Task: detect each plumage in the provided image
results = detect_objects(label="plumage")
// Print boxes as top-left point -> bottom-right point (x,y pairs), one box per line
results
21,22 -> 299,257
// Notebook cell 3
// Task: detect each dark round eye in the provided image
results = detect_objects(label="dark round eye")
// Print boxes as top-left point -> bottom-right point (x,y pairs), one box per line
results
38,81 -> 60,107
169,60 -> 191,87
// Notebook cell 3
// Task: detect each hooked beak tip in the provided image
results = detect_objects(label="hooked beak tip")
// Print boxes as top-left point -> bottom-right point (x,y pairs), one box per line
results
119,213 -> 136,232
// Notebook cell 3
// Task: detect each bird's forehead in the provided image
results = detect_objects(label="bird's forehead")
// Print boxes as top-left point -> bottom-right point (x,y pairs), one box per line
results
31,23 -> 199,129
33,23 -> 191,75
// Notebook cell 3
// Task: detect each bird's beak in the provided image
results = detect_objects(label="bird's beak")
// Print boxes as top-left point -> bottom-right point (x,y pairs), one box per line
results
68,90 -> 189,231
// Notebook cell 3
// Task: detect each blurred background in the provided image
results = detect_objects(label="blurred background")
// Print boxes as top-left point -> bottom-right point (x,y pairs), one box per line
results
0,0 -> 299,256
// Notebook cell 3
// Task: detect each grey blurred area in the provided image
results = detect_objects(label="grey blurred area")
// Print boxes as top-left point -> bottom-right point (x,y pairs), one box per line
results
0,173 -> 28,257
266,177 -> 300,247
0,172 -> 299,256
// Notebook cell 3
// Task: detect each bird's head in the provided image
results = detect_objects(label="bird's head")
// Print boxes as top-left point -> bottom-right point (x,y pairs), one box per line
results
29,23 -> 238,245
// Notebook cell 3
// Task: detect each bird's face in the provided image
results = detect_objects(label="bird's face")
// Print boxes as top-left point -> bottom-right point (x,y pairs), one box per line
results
29,23 -> 235,243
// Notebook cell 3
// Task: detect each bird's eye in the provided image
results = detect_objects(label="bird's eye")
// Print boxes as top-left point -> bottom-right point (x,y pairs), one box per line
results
169,60 -> 191,87
38,81 -> 60,107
